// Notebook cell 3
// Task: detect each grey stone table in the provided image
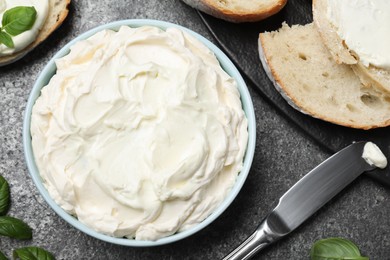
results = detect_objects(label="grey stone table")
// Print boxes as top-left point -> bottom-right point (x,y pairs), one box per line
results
1,1 -> 389,259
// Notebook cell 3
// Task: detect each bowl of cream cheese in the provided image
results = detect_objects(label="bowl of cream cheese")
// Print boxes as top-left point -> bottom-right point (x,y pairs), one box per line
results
23,19 -> 256,246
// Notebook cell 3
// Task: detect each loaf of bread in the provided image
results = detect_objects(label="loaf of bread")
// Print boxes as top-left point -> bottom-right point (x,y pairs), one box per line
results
313,0 -> 390,95
181,0 -> 287,23
0,0 -> 71,66
259,23 -> 390,129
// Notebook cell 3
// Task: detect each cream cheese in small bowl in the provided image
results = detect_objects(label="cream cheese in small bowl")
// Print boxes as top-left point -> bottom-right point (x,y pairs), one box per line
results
23,20 -> 256,246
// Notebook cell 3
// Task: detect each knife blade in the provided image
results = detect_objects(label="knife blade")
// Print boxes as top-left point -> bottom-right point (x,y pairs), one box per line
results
223,141 -> 381,260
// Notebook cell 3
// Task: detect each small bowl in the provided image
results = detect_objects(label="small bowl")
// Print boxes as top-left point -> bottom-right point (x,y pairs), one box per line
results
23,19 -> 256,247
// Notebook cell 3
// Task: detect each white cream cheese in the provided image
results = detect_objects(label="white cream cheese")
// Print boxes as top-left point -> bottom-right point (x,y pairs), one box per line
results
0,0 -> 6,13
327,0 -> 390,69
31,26 -> 248,241
362,142 -> 387,169
0,0 -> 49,56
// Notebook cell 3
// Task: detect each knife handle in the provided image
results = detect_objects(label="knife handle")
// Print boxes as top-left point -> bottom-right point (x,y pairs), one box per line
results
222,219 -> 280,260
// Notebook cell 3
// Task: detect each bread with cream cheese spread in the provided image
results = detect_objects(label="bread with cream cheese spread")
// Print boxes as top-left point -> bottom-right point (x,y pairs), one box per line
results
0,0 -> 71,66
181,0 -> 287,23
313,0 -> 390,95
259,23 -> 390,129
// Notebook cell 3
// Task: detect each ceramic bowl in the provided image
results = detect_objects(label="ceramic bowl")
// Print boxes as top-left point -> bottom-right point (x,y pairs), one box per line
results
23,19 -> 256,247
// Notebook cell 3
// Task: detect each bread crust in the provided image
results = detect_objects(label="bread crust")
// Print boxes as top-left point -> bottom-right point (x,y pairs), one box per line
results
313,0 -> 390,95
0,0 -> 71,66
312,0 -> 356,65
259,23 -> 390,130
182,0 -> 287,23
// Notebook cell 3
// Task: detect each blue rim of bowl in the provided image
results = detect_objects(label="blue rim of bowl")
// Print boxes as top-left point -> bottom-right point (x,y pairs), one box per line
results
23,19 -> 256,247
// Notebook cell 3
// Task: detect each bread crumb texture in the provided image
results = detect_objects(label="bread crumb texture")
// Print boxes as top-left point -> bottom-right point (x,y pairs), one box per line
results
259,23 -> 390,129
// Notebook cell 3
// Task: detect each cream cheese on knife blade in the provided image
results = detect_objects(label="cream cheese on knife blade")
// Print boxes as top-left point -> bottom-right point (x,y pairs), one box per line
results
31,26 -> 248,240
362,142 -> 387,169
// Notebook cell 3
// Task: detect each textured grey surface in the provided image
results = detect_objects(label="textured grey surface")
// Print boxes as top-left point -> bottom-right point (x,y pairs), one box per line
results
0,0 -> 389,259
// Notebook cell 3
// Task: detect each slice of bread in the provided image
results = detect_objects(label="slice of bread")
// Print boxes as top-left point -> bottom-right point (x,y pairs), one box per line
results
259,23 -> 390,129
0,0 -> 71,66
181,0 -> 287,23
313,0 -> 390,95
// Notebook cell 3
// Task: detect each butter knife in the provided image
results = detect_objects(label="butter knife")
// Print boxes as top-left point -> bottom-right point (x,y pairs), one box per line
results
223,141 -> 380,260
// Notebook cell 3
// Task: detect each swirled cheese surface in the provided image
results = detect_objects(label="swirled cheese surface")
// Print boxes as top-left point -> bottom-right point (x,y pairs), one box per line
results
31,26 -> 248,240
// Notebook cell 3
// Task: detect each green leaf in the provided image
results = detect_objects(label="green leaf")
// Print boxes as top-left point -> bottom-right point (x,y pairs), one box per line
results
0,175 -> 10,215
0,216 -> 32,240
2,6 -> 37,36
0,251 -> 8,260
13,247 -> 55,260
0,31 -> 14,48
310,238 -> 369,260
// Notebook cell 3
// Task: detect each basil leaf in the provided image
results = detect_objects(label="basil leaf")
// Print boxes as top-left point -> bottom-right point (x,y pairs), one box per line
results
0,175 -> 10,215
0,251 -> 8,260
0,31 -> 14,48
2,6 -> 37,36
310,238 -> 369,260
13,247 -> 55,260
0,216 -> 32,240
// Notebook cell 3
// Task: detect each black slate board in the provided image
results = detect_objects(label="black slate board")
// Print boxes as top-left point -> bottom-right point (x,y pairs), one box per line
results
198,0 -> 390,186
